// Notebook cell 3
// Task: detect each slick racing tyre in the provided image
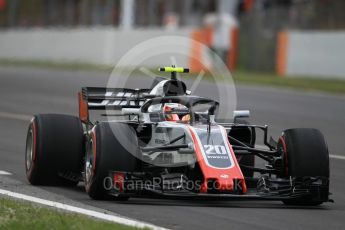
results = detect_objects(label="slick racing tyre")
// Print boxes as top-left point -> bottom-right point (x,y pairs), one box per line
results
25,114 -> 84,186
277,128 -> 329,206
84,122 -> 140,200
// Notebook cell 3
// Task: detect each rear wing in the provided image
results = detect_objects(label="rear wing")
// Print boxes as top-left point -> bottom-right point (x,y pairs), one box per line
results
78,87 -> 152,122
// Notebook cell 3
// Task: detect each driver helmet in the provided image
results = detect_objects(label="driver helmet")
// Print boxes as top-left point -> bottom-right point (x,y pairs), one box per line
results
163,103 -> 190,122
163,104 -> 180,121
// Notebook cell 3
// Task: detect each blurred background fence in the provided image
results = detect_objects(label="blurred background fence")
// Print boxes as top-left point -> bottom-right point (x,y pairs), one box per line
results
238,0 -> 345,72
0,0 -> 345,76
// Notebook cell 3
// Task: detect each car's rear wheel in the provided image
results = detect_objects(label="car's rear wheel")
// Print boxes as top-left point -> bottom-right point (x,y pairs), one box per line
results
277,128 -> 329,206
26,114 -> 84,185
84,122 -> 140,200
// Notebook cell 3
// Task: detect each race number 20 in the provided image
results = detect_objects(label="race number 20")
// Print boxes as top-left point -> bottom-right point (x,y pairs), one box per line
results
204,145 -> 227,155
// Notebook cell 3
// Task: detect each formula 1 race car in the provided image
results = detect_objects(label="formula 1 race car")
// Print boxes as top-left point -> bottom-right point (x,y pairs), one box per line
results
25,66 -> 331,205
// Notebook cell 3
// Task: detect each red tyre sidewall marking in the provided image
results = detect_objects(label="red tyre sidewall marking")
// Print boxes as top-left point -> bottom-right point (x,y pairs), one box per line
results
91,128 -> 97,172
86,128 -> 97,193
32,119 -> 37,162
27,119 -> 37,179
279,136 -> 288,176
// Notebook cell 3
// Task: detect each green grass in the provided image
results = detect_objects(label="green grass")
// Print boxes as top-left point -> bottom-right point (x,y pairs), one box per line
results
232,70 -> 345,94
0,59 -> 344,95
0,197 -> 141,230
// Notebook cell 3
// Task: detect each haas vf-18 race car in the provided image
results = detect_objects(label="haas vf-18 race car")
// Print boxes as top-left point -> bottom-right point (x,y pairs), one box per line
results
25,67 -> 331,205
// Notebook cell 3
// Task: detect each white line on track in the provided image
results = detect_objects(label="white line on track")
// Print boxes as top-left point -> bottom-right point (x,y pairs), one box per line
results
0,188 -> 168,230
0,111 -> 32,121
0,170 -> 12,175
330,154 -> 345,160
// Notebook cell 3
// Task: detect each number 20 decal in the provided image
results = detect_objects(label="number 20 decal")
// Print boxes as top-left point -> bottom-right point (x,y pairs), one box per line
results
204,145 -> 227,155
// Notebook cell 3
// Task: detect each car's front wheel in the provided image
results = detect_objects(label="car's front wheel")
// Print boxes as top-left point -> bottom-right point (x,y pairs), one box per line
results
277,128 -> 329,206
84,122 -> 140,200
